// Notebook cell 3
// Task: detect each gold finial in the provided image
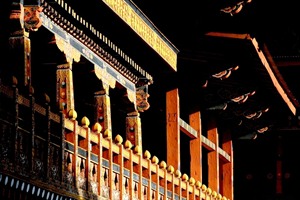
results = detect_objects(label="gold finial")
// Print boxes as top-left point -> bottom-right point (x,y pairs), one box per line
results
114,134 -> 123,145
143,150 -> 151,159
222,197 -> 227,200
124,140 -> 133,149
206,188 -> 212,195
212,191 -> 217,198
195,181 -> 202,189
151,156 -> 159,164
133,145 -> 142,155
189,177 -> 195,186
159,161 -> 167,169
103,129 -> 112,139
29,86 -> 34,95
12,76 -> 18,86
92,122 -> 102,133
182,173 -> 189,182
217,194 -> 223,200
175,170 -> 181,178
201,184 -> 207,192
81,116 -> 90,127
167,165 -> 174,174
68,109 -> 77,120
44,93 -> 50,103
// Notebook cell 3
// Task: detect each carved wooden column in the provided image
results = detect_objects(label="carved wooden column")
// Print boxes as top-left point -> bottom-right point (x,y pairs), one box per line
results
125,83 -> 149,148
166,88 -> 180,170
126,111 -> 142,147
189,111 -> 203,182
95,87 -> 112,133
7,2 -> 42,88
207,118 -> 220,192
56,63 -> 75,116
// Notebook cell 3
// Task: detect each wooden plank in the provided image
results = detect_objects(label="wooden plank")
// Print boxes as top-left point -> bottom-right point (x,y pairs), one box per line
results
166,89 -> 180,170
189,111 -> 202,182
207,119 -> 219,192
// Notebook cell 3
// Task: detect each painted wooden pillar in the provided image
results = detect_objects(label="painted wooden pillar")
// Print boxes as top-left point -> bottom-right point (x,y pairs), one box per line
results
7,2 -> 42,88
125,82 -> 149,148
221,131 -> 233,200
126,111 -> 142,147
166,88 -> 180,170
8,2 -> 31,88
207,118 -> 219,192
189,111 -> 203,182
95,88 -> 112,133
56,63 -> 75,116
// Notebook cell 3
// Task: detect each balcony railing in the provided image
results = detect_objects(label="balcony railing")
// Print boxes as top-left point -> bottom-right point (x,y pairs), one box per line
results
0,81 -> 227,200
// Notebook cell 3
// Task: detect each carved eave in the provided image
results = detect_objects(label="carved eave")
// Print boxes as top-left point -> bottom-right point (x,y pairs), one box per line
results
40,0 -> 155,112
41,0 -> 153,86
177,32 -> 300,139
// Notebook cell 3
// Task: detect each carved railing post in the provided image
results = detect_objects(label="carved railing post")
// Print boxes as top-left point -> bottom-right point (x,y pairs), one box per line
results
56,63 -> 75,116
126,111 -> 142,148
94,88 -> 112,133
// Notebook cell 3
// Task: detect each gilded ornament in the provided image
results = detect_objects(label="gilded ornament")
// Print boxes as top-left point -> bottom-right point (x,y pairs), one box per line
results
114,134 -> 123,145
182,173 -> 189,182
81,116 -> 90,127
175,170 -> 181,178
201,184 -> 207,192
189,177 -> 195,185
159,161 -> 167,169
143,150 -> 151,159
103,129 -> 112,139
68,109 -> 77,120
195,181 -> 202,189
151,156 -> 159,164
133,145 -> 142,155
92,123 -> 102,133
167,165 -> 174,174
124,140 -> 133,149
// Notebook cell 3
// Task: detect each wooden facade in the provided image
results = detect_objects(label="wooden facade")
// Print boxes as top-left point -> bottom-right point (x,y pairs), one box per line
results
0,0 -> 298,200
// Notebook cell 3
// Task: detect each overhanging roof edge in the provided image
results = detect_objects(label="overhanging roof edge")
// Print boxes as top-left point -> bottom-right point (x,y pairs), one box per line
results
205,31 -> 298,116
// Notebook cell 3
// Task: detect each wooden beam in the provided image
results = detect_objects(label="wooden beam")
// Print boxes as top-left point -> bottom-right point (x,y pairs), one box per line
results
207,119 -> 219,192
189,111 -> 203,182
166,89 -> 181,171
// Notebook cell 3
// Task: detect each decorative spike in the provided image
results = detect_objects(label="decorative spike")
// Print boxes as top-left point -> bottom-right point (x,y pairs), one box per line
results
206,187 -> 212,195
159,161 -> 167,169
68,109 -> 77,120
29,86 -> 34,95
92,122 -> 102,133
114,134 -> 123,145
217,194 -> 223,200
12,76 -> 18,86
175,170 -> 181,178
212,191 -> 217,198
189,177 -> 195,186
151,156 -> 159,164
133,145 -> 142,155
167,165 -> 174,174
182,173 -> 189,182
103,129 -> 112,139
124,140 -> 133,149
143,150 -> 151,159
44,93 -> 50,103
81,116 -> 90,127
201,184 -> 207,192
195,181 -> 202,189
